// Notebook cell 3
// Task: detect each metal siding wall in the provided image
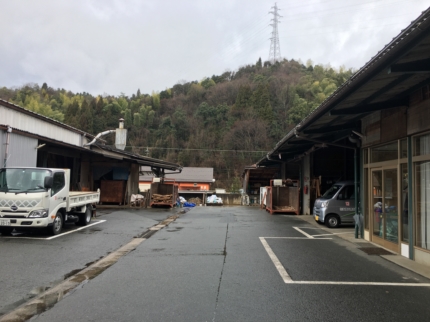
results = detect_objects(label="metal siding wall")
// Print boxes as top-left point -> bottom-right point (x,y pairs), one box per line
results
1,105 -> 84,147
7,133 -> 37,167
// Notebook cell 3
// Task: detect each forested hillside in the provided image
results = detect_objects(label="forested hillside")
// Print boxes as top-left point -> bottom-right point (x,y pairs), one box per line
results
0,59 -> 354,190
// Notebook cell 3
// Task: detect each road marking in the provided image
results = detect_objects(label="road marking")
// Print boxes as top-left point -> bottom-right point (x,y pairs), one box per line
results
262,237 -> 332,240
293,227 -> 314,238
5,220 -> 106,240
259,237 -> 293,283
312,232 -> 353,237
288,281 -> 430,286
260,236 -> 430,287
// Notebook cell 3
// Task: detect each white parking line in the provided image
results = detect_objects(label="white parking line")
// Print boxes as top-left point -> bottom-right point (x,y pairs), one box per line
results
289,281 -> 430,286
260,236 -> 430,287
312,232 -> 353,237
6,220 -> 106,240
259,237 -> 293,283
293,227 -> 314,238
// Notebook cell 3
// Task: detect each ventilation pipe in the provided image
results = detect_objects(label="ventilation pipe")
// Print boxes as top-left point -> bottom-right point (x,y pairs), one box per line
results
84,119 -> 127,149
84,130 -> 115,147
3,126 -> 12,167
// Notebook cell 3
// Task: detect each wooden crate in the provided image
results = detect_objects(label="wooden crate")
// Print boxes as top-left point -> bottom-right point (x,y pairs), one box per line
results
100,180 -> 126,204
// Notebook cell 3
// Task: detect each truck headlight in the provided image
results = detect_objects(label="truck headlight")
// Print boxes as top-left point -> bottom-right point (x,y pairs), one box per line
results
29,209 -> 49,218
321,201 -> 329,208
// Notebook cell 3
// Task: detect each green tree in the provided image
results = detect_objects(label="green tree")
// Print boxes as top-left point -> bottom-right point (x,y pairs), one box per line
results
256,57 -> 262,69
78,100 -> 94,133
64,100 -> 80,128
201,77 -> 216,89
93,97 -> 106,134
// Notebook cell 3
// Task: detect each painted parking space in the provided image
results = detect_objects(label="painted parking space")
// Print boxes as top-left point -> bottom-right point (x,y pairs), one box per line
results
260,226 -> 430,287
0,220 -> 106,240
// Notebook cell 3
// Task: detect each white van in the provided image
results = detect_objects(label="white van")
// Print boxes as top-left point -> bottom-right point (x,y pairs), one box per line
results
313,180 -> 356,228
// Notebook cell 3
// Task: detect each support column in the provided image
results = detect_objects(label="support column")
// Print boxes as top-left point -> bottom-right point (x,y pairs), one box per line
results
302,154 -> 311,215
408,136 -> 414,260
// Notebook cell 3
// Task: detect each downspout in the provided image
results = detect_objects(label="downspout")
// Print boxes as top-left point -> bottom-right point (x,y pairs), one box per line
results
354,148 -> 359,238
3,126 -> 12,167
360,148 -> 364,239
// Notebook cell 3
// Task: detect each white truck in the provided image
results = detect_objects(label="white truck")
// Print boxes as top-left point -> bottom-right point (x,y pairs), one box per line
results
0,167 -> 100,235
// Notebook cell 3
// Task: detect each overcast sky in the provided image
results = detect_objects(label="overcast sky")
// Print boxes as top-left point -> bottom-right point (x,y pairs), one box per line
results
0,0 -> 428,97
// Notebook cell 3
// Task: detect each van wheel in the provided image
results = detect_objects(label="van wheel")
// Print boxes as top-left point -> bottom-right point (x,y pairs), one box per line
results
49,212 -> 63,235
326,215 -> 340,228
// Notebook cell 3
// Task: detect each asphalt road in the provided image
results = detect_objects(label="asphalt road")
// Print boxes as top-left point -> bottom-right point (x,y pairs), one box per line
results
0,207 -> 176,316
2,206 -> 430,321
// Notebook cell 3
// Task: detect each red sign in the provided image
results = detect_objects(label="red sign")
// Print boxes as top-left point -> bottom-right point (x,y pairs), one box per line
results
346,202 -> 350,206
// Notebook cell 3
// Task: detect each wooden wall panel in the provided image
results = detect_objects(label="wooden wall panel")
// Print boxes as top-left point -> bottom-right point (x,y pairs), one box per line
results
380,107 -> 407,142
362,111 -> 381,147
408,98 -> 430,135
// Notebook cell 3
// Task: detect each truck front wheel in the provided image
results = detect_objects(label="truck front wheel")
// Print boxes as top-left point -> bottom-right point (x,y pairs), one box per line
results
49,212 -> 63,235
77,206 -> 92,226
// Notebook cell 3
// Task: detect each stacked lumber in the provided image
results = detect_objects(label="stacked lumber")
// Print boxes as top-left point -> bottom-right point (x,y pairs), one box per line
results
188,197 -> 202,204
151,194 -> 173,204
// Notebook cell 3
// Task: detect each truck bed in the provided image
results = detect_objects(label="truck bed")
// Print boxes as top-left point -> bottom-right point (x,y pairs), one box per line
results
68,190 -> 100,210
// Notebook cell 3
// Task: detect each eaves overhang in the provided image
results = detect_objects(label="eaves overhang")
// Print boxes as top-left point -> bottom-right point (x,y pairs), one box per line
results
257,7 -> 430,167
92,144 -> 182,172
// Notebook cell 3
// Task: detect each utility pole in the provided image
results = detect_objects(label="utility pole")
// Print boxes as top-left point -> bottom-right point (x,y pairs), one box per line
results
268,3 -> 282,64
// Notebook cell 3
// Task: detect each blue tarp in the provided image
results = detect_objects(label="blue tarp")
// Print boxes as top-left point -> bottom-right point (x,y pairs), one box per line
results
183,202 -> 196,207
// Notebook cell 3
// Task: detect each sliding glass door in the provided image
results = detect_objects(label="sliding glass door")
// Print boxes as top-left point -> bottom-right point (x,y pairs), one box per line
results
372,168 -> 399,244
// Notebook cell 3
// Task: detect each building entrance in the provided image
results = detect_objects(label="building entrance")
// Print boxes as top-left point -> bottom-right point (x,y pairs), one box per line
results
371,168 -> 399,251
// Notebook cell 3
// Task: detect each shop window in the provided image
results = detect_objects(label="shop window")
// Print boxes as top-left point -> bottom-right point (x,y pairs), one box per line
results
414,133 -> 430,156
370,142 -> 398,163
415,161 -> 430,250
372,169 -> 398,243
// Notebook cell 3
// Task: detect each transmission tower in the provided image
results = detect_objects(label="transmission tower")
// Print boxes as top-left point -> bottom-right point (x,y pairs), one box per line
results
268,3 -> 282,64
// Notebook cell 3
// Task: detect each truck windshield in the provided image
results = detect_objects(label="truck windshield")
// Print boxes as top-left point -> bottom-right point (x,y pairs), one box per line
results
0,168 -> 51,193
321,184 -> 343,199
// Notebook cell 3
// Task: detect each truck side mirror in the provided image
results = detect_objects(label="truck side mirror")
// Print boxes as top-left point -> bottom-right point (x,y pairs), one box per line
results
44,176 -> 53,189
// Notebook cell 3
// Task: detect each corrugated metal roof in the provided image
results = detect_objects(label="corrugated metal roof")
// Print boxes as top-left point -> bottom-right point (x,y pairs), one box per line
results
0,99 -> 94,138
93,144 -> 182,171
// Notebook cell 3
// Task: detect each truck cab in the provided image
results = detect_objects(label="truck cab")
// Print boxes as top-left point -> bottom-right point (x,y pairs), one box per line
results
313,180 -> 356,228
